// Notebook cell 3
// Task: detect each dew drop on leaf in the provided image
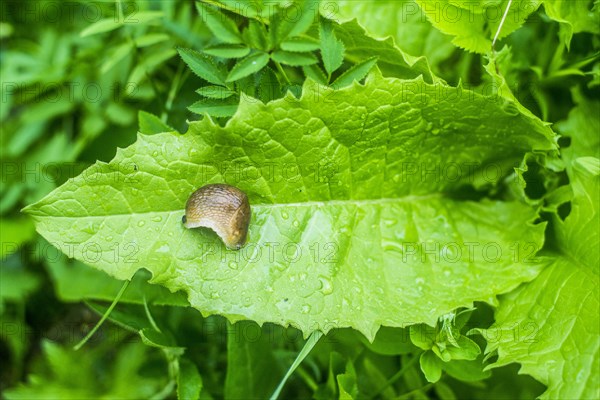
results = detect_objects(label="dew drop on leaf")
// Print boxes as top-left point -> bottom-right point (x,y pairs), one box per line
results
301,304 -> 311,314
228,261 -> 238,269
281,211 -> 289,220
318,276 -> 333,295
152,216 -> 162,222
137,220 -> 145,227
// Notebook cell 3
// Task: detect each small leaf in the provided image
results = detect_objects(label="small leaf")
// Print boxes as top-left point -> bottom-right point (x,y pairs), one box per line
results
280,36 -> 320,52
244,20 -> 270,51
101,42 -> 133,73
203,44 -> 250,58
196,85 -> 236,99
178,48 -> 226,86
302,64 -> 328,85
420,351 -> 443,383
446,336 -> 481,361
138,111 -> 176,135
270,0 -> 319,44
80,19 -> 123,37
128,11 -> 164,24
319,18 -> 345,76
177,358 -> 203,400
331,57 -> 378,88
188,97 -> 239,117
287,0 -> 320,37
442,359 -> 491,382
134,33 -> 169,47
271,50 -> 317,66
226,52 -> 270,82
410,324 -> 436,350
196,2 -> 242,44
256,67 -> 281,103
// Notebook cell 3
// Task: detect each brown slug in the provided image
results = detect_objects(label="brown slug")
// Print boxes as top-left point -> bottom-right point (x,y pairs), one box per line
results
182,183 -> 251,250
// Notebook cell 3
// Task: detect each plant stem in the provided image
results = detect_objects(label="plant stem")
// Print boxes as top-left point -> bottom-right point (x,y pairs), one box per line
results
273,60 -> 292,86
73,280 -> 130,351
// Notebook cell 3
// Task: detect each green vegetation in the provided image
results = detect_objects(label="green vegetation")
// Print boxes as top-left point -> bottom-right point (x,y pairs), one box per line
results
2,0 -> 598,398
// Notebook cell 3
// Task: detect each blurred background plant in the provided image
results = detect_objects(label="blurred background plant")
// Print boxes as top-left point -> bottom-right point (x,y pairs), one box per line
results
1,0 -> 598,398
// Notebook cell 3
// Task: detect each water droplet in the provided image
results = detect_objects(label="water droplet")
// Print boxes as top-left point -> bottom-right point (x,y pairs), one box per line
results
156,243 -> 170,253
188,148 -> 198,158
152,151 -> 159,157
292,220 -> 300,227
152,216 -> 162,222
319,276 -> 333,295
210,291 -> 220,299
443,269 -> 451,277
105,235 -> 113,241
281,211 -> 289,220
301,304 -> 311,314
228,261 -> 238,269
299,272 -> 307,281
415,277 -> 425,284
432,128 -> 440,135
137,221 -> 145,227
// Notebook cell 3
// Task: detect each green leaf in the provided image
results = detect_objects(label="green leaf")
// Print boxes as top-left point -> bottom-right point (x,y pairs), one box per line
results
543,0 -> 600,47
138,111 -> 176,135
360,327 -> 416,355
481,93 -> 600,399
445,335 -> 480,361
280,36 -> 320,52
226,52 -> 270,81
80,19 -> 123,37
178,48 -> 227,86
320,18 -> 345,76
334,20 -> 435,83
134,33 -> 170,47
331,57 -> 378,88
203,44 -> 250,58
420,351 -> 442,382
196,2 -> 242,44
336,360 -> 359,399
24,72 -> 556,340
264,0 -> 318,45
287,0 -> 320,37
271,50 -> 318,66
244,20 -> 271,51
256,67 -> 282,103
302,64 -> 328,85
101,43 -> 133,74
188,97 -> 239,117
225,322 -> 281,399
410,324 -> 437,350
196,85 -> 236,99
414,0 -> 542,54
177,358 -> 203,400
0,217 -> 35,258
336,0 -> 455,70
442,359 -> 491,382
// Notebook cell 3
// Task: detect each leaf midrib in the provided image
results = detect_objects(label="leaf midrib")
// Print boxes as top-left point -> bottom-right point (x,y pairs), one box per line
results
27,193 -> 443,218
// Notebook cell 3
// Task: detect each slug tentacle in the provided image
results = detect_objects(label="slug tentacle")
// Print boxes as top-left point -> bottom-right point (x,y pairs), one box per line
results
182,183 -> 251,250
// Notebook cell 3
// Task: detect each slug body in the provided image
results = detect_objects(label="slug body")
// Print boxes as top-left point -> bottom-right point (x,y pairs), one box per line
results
183,184 -> 251,250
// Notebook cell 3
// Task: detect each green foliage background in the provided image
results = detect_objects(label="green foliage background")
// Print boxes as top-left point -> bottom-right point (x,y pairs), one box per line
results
1,0 -> 598,399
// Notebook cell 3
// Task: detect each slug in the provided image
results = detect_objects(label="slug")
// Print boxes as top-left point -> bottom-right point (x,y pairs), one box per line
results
182,183 -> 251,250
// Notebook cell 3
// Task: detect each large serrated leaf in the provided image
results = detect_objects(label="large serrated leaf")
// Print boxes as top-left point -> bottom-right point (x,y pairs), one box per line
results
481,94 -> 599,399
414,0 -> 542,54
24,71 -> 556,340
